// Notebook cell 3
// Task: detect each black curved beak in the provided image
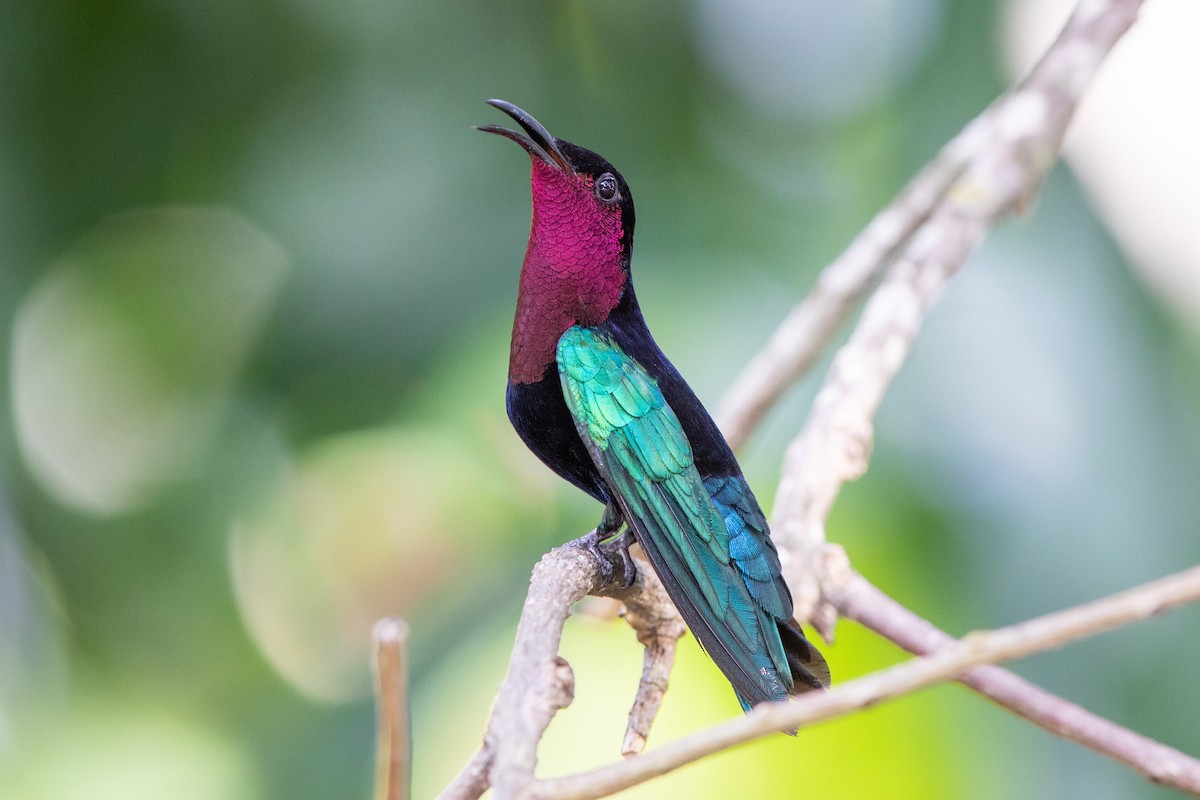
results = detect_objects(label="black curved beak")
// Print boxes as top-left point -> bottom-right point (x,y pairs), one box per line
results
477,99 -> 571,173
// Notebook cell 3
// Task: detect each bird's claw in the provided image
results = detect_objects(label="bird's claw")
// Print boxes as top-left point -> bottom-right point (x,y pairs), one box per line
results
608,530 -> 638,589
572,528 -> 638,589
573,528 -> 615,584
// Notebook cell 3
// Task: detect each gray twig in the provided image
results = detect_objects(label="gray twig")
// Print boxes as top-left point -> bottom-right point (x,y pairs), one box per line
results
715,102 -> 993,452
832,571 -> 1200,793
617,553 -> 689,757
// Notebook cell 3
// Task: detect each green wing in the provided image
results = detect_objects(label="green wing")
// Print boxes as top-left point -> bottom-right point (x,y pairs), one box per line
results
557,324 -> 796,706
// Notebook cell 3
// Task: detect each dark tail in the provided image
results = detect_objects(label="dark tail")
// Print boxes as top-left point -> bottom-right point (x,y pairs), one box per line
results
779,618 -> 831,694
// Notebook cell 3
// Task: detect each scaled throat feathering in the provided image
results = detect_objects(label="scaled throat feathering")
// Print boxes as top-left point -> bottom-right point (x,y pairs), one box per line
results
480,100 -> 830,711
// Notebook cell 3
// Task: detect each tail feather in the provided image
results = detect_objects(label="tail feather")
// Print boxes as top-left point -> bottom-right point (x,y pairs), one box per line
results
779,617 -> 830,693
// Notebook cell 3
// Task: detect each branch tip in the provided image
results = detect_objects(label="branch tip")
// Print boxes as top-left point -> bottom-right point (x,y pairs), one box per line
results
373,616 -> 412,800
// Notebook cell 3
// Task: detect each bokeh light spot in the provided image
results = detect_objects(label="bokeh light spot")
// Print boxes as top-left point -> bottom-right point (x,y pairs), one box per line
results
11,207 -> 288,514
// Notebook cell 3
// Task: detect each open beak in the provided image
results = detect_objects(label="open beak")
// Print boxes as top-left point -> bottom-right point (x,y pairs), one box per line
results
477,99 -> 572,173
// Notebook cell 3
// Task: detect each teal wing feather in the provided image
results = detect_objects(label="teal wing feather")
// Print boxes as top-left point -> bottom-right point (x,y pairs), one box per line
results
557,325 -> 801,706
705,475 -> 790,619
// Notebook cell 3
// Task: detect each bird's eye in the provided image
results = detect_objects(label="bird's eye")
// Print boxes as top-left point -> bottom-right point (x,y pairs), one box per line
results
595,173 -> 618,203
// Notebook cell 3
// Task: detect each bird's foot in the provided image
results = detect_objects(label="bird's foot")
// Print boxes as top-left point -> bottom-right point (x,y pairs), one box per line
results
572,502 -> 637,588
606,529 -> 638,590
572,528 -> 638,589
573,528 -> 615,584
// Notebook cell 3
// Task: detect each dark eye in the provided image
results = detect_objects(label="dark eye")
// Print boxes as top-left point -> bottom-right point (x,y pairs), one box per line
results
595,173 -> 618,203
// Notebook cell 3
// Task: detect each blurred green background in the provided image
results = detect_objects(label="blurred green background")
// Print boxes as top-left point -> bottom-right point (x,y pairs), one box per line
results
2,0 -> 1198,797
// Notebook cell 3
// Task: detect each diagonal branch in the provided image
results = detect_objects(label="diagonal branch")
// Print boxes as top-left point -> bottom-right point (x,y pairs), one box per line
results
720,0 -> 1143,457
715,102 -> 994,452
770,0 -> 1146,631
831,570 -> 1200,791
531,566 -> 1200,799
738,0 -> 1200,792
484,546 -> 595,796
742,0 -> 1200,792
438,746 -> 491,800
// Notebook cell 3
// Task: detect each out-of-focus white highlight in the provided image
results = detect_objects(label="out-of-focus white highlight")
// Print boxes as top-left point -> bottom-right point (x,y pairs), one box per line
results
11,207 -> 288,514
229,429 -> 494,703
14,269 -> 208,512
1006,0 -> 1200,327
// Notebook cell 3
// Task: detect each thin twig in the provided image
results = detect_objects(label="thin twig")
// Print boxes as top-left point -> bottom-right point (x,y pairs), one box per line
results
715,104 -> 994,451
832,570 -> 1200,793
373,617 -> 412,800
617,556 -> 688,757
531,565 -> 1200,800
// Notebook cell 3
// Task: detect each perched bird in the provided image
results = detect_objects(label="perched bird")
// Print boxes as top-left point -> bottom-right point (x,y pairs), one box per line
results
480,99 -> 830,711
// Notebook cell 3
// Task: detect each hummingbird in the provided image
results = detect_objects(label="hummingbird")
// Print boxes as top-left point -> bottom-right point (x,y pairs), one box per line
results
480,100 -> 830,711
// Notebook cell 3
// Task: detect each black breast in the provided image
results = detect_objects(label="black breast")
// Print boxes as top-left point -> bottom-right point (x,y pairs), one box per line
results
506,367 -> 611,504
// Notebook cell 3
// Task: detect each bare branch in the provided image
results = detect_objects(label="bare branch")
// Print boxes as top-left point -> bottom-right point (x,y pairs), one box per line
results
532,566 -> 1200,800
718,0 -> 1145,457
832,571 -> 1200,793
437,746 -> 492,800
714,103 -> 994,452
563,557 -> 687,756
770,0 -> 1145,630
485,546 -> 595,796
373,618 -> 411,800
617,558 -> 689,757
